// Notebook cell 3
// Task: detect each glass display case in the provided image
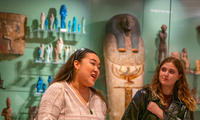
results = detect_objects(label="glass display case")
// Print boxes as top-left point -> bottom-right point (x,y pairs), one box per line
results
0,0 -> 200,119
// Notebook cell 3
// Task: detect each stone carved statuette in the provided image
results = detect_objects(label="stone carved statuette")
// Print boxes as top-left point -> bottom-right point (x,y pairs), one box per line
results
45,44 -> 53,63
40,44 -> 44,61
158,24 -> 168,64
64,45 -> 71,62
54,37 -> 64,63
40,12 -> 45,30
181,48 -> 191,73
1,97 -> 12,120
81,17 -> 86,34
171,51 -> 180,60
50,14 -> 54,31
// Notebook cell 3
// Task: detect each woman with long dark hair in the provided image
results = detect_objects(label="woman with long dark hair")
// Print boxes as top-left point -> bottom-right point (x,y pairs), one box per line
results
37,48 -> 107,120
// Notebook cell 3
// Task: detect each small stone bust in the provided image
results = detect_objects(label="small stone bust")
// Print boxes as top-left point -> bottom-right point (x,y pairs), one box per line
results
1,97 -> 12,120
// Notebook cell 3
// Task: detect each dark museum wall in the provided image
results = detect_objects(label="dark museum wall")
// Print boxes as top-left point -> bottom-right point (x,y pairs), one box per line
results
0,0 -> 200,119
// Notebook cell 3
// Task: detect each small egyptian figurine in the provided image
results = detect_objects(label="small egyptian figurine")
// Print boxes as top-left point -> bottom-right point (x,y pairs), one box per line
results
171,51 -> 180,60
42,83 -> 47,93
68,20 -> 72,32
72,16 -> 77,33
55,37 -> 64,63
158,24 -> 168,64
54,17 -> 58,30
64,45 -> 71,62
1,97 -> 12,120
38,47 -> 41,62
78,24 -> 81,33
40,12 -> 45,30
49,44 -> 53,62
45,44 -> 52,63
47,75 -> 53,86
181,48 -> 190,73
81,17 -> 86,34
60,4 -> 67,29
36,76 -> 43,93
45,18 -> 48,31
40,44 -> 44,61
50,14 -> 55,31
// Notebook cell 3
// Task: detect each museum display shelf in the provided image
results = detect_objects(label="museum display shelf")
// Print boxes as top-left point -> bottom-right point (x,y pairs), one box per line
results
34,60 -> 64,65
33,29 -> 86,35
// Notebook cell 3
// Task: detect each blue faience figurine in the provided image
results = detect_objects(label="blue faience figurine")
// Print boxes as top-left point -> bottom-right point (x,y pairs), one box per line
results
78,24 -> 81,33
72,16 -> 77,33
38,47 -> 41,62
36,76 -> 43,93
68,20 -> 72,32
54,18 -> 58,30
42,83 -> 47,93
47,75 -> 53,86
45,18 -> 48,31
60,4 -> 67,29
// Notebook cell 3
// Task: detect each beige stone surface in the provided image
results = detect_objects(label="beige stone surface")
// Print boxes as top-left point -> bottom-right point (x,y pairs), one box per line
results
103,34 -> 145,120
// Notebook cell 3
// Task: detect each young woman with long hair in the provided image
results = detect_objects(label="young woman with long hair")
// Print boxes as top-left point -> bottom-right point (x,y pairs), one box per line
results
122,57 -> 196,120
36,48 -> 107,120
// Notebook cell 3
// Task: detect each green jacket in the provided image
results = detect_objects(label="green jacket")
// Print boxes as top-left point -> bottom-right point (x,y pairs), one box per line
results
122,88 -> 193,120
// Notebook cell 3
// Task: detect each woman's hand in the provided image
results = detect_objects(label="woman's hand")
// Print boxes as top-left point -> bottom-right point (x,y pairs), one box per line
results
147,101 -> 164,120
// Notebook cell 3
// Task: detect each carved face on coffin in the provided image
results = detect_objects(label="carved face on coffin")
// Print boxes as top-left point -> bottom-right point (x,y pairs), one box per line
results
106,14 -> 140,52
120,16 -> 135,36
104,14 -> 144,65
